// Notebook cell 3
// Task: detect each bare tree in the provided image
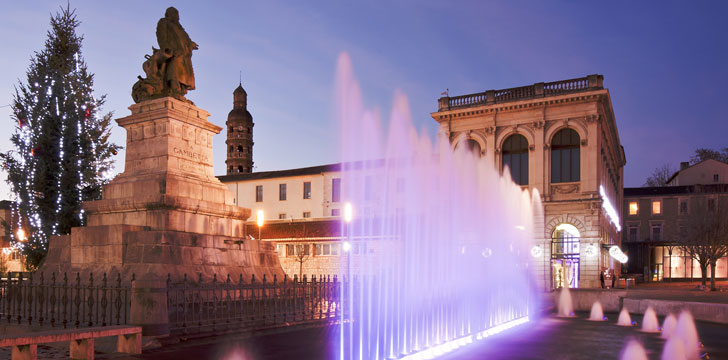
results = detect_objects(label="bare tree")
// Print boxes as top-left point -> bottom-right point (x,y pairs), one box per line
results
678,198 -> 728,290
291,224 -> 311,279
644,163 -> 675,187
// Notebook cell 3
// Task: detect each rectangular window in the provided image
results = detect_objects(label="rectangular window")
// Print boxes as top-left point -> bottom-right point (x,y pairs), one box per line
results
679,199 -> 688,215
651,224 -> 662,242
255,185 -> 263,202
629,226 -> 638,242
296,244 -> 310,256
331,209 -> 340,216
302,211 -> 311,218
303,182 -> 312,199
331,243 -> 340,256
279,183 -> 287,201
278,213 -> 287,219
332,178 -> 341,202
322,244 -> 330,255
286,244 -> 295,257
629,201 -> 639,215
714,174 -> 720,183
652,200 -> 661,215
314,244 -> 321,256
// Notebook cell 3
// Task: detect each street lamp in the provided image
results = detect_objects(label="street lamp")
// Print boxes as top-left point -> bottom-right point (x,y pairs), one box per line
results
16,229 -> 26,242
256,209 -> 264,241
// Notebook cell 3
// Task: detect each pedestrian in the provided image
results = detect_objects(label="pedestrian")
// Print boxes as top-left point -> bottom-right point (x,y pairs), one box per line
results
611,269 -> 616,288
600,270 -> 605,289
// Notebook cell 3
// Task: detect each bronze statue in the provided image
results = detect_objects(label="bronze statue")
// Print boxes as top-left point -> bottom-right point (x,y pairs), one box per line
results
132,7 -> 198,103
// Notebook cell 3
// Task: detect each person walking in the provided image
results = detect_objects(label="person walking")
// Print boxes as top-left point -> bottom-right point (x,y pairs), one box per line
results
610,269 -> 616,289
600,270 -> 605,289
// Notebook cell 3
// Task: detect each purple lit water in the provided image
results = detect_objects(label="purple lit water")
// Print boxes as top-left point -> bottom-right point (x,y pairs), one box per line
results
335,53 -> 539,360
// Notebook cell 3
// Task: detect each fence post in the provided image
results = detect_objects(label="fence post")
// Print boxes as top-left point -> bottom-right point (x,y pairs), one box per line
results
130,276 -> 169,337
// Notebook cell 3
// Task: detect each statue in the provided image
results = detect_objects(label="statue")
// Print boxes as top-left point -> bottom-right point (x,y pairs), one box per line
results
132,7 -> 198,103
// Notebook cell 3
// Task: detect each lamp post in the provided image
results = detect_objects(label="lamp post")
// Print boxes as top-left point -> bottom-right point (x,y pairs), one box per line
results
256,209 -> 264,241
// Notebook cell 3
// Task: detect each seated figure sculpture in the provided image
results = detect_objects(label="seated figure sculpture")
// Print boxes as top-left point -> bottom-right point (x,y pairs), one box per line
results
132,7 -> 198,103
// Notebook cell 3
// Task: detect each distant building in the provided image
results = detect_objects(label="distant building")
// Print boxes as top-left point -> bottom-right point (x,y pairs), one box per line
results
220,75 -> 627,289
0,201 -> 27,275
623,159 -> 728,281
667,159 -> 728,186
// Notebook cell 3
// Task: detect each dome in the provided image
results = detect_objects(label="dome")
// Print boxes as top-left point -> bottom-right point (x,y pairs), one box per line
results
227,107 -> 252,122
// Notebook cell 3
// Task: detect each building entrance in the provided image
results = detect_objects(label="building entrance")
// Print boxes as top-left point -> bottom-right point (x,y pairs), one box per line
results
551,223 -> 581,289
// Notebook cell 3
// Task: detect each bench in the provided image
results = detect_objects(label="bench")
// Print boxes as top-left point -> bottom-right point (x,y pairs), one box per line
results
0,325 -> 142,360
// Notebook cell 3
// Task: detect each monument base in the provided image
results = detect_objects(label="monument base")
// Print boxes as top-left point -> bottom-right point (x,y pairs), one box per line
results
37,97 -> 284,282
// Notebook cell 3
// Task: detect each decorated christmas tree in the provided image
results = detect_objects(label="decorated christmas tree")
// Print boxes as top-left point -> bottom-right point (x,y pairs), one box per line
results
0,6 -> 121,269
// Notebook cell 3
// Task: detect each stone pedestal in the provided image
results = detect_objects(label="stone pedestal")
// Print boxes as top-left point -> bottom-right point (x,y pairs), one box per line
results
40,97 -> 284,282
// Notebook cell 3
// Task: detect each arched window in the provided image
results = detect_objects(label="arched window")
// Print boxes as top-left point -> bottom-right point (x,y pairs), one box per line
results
237,166 -> 243,173
551,128 -> 580,183
502,134 -> 529,185
455,139 -> 481,156
229,127 -> 234,133
237,145 -> 243,152
228,166 -> 233,173
228,146 -> 233,153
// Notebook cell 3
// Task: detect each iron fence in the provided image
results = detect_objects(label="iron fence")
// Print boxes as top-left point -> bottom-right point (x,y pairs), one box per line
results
0,272 -> 131,328
167,273 -> 342,334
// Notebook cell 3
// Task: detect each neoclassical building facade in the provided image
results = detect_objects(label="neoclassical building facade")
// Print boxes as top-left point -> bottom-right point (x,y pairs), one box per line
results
432,75 -> 626,289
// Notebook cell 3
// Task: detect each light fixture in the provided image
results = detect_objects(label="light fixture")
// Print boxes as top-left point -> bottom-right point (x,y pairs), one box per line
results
16,229 -> 26,242
584,244 -> 598,258
256,210 -> 264,227
530,245 -> 543,258
342,241 -> 351,252
344,202 -> 353,223
609,245 -> 628,263
599,185 -> 621,232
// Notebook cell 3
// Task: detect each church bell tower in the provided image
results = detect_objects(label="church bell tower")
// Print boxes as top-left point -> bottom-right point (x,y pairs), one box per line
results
225,83 -> 254,174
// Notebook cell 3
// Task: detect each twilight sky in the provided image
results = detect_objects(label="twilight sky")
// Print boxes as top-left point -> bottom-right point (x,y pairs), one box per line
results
1,1 -> 727,200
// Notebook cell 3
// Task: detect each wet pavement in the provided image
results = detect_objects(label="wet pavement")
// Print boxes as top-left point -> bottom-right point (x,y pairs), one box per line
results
441,312 -> 728,360
8,312 -> 728,359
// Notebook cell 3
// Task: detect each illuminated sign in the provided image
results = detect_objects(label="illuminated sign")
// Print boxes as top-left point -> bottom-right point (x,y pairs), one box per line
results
530,245 -> 543,258
609,245 -> 628,263
599,185 -> 621,232
584,244 -> 598,258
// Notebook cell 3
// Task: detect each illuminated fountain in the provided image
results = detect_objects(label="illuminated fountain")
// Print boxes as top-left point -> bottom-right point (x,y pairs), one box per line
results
588,301 -> 606,321
674,311 -> 700,359
617,308 -> 633,326
620,340 -> 648,360
335,53 -> 538,359
661,313 -> 677,339
641,306 -> 659,333
557,287 -> 574,317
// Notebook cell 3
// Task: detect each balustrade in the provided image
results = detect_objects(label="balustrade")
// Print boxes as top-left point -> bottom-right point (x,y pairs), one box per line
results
441,75 -> 600,110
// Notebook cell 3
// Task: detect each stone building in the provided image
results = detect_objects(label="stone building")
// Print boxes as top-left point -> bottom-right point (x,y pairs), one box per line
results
431,75 -> 626,289
622,159 -> 728,281
225,83 -> 255,174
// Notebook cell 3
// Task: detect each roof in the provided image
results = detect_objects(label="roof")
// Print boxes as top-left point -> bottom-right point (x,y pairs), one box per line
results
218,163 -> 341,182
624,183 -> 728,197
217,159 -> 387,183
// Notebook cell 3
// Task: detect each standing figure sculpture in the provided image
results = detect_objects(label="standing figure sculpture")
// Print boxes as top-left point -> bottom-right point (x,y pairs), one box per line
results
132,7 -> 198,103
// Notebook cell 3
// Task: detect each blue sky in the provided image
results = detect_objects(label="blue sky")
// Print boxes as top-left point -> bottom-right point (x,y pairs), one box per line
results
1,1 -> 727,200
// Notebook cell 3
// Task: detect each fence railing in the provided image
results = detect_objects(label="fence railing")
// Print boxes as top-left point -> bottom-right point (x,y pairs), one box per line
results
167,273 -> 342,335
439,74 -> 603,110
0,272 -> 132,329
